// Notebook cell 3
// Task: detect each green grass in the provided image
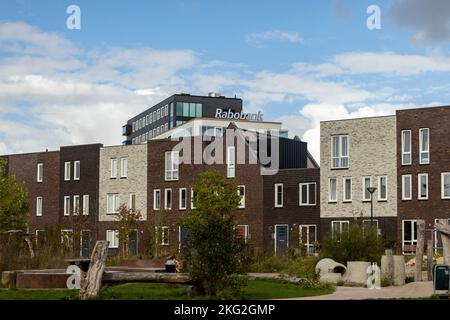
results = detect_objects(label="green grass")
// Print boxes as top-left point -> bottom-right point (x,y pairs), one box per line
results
0,279 -> 333,300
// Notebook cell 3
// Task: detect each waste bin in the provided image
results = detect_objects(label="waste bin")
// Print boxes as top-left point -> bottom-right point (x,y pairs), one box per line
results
432,264 -> 450,292
165,256 -> 176,273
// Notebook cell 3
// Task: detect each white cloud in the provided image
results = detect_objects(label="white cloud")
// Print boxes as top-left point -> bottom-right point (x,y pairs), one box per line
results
246,30 -> 303,48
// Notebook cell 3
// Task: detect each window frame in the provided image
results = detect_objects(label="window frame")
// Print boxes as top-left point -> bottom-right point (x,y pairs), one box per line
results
110,158 -> 118,179
37,163 -> 44,182
237,185 -> 246,208
226,146 -> 235,178
106,193 -> 120,214
331,135 -> 349,169
164,188 -> 172,210
328,177 -> 337,203
36,196 -> 43,217
120,157 -> 128,178
179,188 -> 187,210
402,174 -> 412,201
153,189 -> 161,210
63,196 -> 70,216
419,128 -> 430,165
64,162 -> 71,181
106,230 -> 119,249
165,151 -> 179,181
362,176 -> 372,202
74,160 -> 80,181
274,183 -> 283,208
73,195 -> 80,215
418,173 -> 429,200
378,176 -> 388,201
401,130 -> 412,165
299,182 -> 316,206
441,172 -> 450,199
82,195 -> 89,215
342,177 -> 352,202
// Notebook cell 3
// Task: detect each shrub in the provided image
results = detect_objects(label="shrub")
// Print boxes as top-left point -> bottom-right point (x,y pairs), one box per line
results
283,256 -> 320,280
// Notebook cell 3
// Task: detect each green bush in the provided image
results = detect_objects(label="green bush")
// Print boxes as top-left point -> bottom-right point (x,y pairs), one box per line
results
248,253 -> 292,273
283,256 -> 319,280
320,220 -> 384,264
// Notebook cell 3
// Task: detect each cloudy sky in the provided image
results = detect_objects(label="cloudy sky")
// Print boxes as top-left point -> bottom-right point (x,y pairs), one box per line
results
1,0 -> 450,163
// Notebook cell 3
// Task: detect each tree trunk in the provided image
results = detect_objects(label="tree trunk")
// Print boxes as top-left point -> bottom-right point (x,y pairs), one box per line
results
415,220 -> 425,281
102,272 -> 192,284
79,241 -> 109,300
436,220 -> 450,265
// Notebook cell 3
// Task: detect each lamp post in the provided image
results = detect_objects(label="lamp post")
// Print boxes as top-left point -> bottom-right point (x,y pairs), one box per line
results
367,187 -> 377,226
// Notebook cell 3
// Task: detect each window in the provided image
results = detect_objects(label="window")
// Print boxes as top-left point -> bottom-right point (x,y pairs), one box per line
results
402,175 -> 412,200
157,127 -> 160,136
110,159 -> 117,178
331,135 -> 349,169
146,115 -> 149,125
362,176 -> 372,201
63,196 -> 70,216
299,183 -> 316,206
191,188 -> 196,209
227,146 -> 235,178
363,220 -> 379,233
106,230 -> 119,248
274,183 -> 283,207
419,128 -> 430,164
157,226 -> 169,245
107,194 -> 120,214
61,230 -> 73,248
238,185 -> 245,208
235,225 -> 249,243
83,195 -> 89,215
129,193 -> 136,210
442,173 -> 450,199
164,123 -> 168,132
64,162 -> 71,181
402,130 -> 411,165
343,177 -> 352,202
132,122 -> 136,132
150,112 -> 153,123
402,220 -> 417,254
165,105 -> 168,117
418,173 -> 428,200
153,111 -> 156,122
36,197 -> 42,217
329,178 -> 337,202
378,176 -> 387,201
331,221 -> 349,240
74,161 -> 80,180
37,163 -> 43,182
153,189 -> 161,210
120,157 -> 128,178
179,188 -> 187,210
157,109 -> 160,120
299,225 -> 317,255
165,188 -> 172,210
153,128 -> 156,137
73,195 -> 80,215
165,151 -> 179,181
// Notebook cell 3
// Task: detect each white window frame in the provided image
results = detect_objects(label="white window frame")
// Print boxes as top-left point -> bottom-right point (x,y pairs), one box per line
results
226,146 -> 235,178
299,225 -> 317,255
153,189 -> 161,210
274,183 -> 283,208
238,185 -> 245,208
179,188 -> 187,210
328,178 -> 337,203
191,188 -> 196,209
36,197 -> 43,217
378,176 -> 388,201
299,182 -> 316,206
331,220 -> 350,239
120,157 -> 128,178
419,128 -> 430,165
165,151 -> 179,181
418,173 -> 428,200
343,177 -> 352,202
165,188 -> 172,210
63,196 -> 70,216
110,158 -> 118,178
331,135 -> 349,169
129,193 -> 136,210
106,230 -> 119,249
83,195 -> 89,215
402,175 -> 412,201
37,163 -> 43,183
362,176 -> 372,202
64,162 -> 71,181
73,195 -> 80,215
402,219 -> 417,254
106,193 -> 120,214
74,160 -> 80,181
442,172 -> 450,199
401,130 -> 411,165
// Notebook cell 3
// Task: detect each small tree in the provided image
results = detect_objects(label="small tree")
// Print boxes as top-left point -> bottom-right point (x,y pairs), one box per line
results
179,171 -> 249,297
0,159 -> 30,232
116,204 -> 142,258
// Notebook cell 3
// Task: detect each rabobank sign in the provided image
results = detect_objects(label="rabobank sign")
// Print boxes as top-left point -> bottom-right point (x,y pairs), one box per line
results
215,108 -> 263,121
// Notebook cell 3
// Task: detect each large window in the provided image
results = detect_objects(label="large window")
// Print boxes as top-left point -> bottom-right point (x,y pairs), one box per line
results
442,173 -> 450,199
37,163 -> 43,182
238,185 -> 245,208
299,183 -> 316,206
177,102 -> 202,118
402,130 -> 411,165
274,183 -> 283,207
331,221 -> 349,240
179,188 -> 187,210
107,194 -> 120,214
64,162 -> 71,181
73,195 -> 80,215
110,158 -> 117,178
36,197 -> 43,217
402,175 -> 412,200
164,188 -> 172,210
362,176 -> 372,202
64,196 -> 70,216
419,128 -> 430,164
329,178 -> 337,202
343,177 -> 352,202
120,157 -> 128,178
227,146 -> 235,178
418,173 -> 428,200
299,225 -> 317,255
83,195 -> 89,215
106,230 -> 119,248
74,161 -> 80,180
378,176 -> 387,201
153,189 -> 161,210
331,135 -> 349,169
165,151 -> 179,181
402,220 -> 417,254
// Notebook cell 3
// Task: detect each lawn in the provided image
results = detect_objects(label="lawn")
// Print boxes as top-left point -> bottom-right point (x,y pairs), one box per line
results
0,279 -> 333,300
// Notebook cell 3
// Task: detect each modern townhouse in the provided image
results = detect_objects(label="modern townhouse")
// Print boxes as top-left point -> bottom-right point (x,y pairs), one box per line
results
397,106 -> 450,253
320,116 -> 398,241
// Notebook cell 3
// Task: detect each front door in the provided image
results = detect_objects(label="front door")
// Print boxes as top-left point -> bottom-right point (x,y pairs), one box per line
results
275,225 -> 288,255
130,230 -> 138,256
81,230 -> 91,258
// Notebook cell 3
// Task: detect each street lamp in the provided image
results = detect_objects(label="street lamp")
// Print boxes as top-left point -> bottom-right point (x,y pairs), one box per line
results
367,187 -> 377,226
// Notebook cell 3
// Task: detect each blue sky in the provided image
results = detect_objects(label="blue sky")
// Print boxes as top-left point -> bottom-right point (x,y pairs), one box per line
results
0,0 -> 450,161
